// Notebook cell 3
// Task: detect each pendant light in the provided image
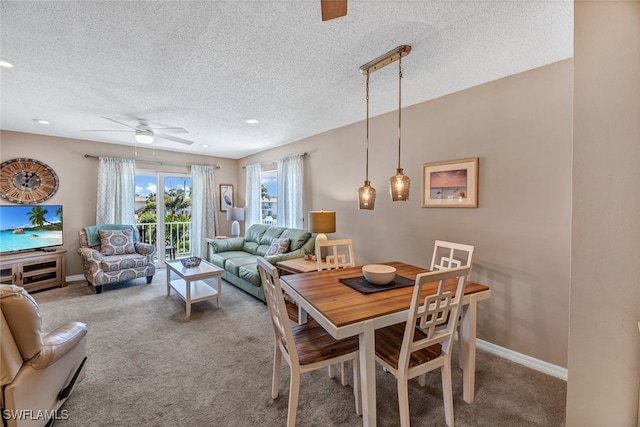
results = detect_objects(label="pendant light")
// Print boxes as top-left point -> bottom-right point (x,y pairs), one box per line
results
389,53 -> 410,201
358,72 -> 376,210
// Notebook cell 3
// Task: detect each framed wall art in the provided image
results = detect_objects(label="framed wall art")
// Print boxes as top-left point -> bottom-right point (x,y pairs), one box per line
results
422,157 -> 479,208
220,184 -> 234,212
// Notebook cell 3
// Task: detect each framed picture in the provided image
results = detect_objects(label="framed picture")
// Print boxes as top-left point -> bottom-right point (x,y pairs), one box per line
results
422,157 -> 479,208
220,184 -> 234,212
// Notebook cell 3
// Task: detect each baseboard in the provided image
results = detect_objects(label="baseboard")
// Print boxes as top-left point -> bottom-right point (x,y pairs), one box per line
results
476,338 -> 568,381
66,274 -> 85,282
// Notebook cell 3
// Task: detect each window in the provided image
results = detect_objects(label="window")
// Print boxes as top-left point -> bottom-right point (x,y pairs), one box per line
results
261,166 -> 277,225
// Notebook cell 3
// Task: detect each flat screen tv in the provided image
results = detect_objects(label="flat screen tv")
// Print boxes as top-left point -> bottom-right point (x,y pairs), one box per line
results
0,204 -> 63,254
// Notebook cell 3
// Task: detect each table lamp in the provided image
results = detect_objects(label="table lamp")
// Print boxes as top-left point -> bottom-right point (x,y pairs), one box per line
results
308,210 -> 336,255
227,207 -> 245,238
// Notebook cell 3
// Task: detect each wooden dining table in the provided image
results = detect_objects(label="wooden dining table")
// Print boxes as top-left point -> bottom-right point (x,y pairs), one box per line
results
279,261 -> 491,427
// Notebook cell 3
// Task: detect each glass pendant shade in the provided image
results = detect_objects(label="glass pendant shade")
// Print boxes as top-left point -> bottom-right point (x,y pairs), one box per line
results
390,168 -> 410,201
358,180 -> 376,210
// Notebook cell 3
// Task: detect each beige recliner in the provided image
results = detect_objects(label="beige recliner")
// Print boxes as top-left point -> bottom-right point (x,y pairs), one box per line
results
0,285 -> 87,427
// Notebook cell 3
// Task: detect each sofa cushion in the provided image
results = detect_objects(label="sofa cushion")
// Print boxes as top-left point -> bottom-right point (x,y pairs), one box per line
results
100,253 -> 148,272
266,238 -> 290,256
225,256 -> 260,276
279,228 -> 312,252
242,241 -> 260,255
238,264 -> 261,287
244,224 -> 269,244
99,229 -> 136,256
260,226 -> 285,246
209,251 -> 248,269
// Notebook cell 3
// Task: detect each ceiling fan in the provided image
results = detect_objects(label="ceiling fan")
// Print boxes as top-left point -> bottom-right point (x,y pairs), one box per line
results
321,0 -> 347,21
83,117 -> 194,145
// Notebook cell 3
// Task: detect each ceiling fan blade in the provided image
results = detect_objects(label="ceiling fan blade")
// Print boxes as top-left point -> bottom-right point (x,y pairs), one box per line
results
321,0 -> 347,21
82,129 -> 134,132
101,116 -> 138,130
155,133 -> 194,145
148,127 -> 188,134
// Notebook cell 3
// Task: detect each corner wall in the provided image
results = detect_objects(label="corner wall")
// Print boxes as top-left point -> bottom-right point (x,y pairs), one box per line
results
239,60 -> 573,367
568,1 -> 640,424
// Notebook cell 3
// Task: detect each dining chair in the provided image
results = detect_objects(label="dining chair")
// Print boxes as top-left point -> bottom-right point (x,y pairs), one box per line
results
430,240 -> 475,368
374,266 -> 470,427
256,256 -> 361,426
431,240 -> 475,273
315,238 -> 356,384
315,238 -> 355,271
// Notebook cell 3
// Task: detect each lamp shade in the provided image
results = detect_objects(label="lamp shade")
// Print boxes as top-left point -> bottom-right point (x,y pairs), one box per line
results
227,207 -> 245,221
308,211 -> 336,234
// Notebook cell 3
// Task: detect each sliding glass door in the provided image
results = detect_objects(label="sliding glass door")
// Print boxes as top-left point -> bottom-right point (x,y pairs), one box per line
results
135,172 -> 192,267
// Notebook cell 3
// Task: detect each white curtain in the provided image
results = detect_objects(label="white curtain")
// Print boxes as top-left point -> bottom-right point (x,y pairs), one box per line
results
96,157 -> 135,225
191,165 -> 218,258
277,154 -> 304,229
245,163 -> 262,228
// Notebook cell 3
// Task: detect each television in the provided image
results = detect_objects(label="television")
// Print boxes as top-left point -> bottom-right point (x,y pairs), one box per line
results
0,204 -> 63,254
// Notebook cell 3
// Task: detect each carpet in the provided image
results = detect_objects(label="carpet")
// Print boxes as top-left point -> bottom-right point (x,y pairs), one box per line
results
31,271 -> 566,426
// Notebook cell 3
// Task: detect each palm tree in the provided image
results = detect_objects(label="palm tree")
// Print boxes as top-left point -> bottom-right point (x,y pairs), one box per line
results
166,193 -> 191,217
28,206 -> 49,228
261,184 -> 271,201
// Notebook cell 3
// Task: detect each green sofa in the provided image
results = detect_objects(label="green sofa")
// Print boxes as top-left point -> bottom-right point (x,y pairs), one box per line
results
206,224 -> 316,302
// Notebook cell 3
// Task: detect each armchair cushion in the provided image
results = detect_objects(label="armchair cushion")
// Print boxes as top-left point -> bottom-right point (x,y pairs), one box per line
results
99,229 -> 136,256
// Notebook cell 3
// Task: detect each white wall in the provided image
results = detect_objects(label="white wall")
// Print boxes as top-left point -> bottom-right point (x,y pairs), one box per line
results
568,1 -> 640,424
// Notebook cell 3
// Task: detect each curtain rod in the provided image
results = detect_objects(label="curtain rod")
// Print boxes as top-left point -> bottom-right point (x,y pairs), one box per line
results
241,152 -> 308,169
83,154 -> 220,169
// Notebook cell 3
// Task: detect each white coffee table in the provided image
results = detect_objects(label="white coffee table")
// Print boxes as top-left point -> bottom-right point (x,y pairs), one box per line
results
166,259 -> 223,318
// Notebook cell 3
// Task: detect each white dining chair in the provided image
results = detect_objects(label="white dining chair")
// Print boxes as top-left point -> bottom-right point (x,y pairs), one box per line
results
256,256 -> 361,426
315,238 -> 355,271
374,266 -> 470,427
430,240 -> 475,369
315,238 -> 356,384
430,240 -> 475,273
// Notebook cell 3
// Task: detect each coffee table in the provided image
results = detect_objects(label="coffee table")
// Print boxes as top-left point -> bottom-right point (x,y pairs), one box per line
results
166,259 -> 223,318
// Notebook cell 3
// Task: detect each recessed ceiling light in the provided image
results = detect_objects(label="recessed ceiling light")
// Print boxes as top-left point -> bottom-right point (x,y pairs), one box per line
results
201,144 -> 209,148
245,119 -> 259,124
0,60 -> 13,68
33,119 -> 50,125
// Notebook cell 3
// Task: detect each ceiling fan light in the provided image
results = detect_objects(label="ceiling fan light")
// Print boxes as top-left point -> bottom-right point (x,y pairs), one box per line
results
135,130 -> 154,144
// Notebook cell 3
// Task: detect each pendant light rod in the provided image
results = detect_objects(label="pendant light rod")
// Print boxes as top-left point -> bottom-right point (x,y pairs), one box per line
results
359,45 -> 411,75
397,55 -> 402,170
365,72 -> 370,181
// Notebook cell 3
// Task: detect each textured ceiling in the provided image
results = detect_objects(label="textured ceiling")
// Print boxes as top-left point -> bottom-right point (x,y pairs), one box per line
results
0,1 -> 573,159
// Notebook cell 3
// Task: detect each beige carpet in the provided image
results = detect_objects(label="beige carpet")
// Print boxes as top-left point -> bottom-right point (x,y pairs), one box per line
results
32,272 -> 566,426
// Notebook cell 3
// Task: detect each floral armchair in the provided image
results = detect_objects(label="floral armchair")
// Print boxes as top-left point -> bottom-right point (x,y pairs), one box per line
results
77,225 -> 156,294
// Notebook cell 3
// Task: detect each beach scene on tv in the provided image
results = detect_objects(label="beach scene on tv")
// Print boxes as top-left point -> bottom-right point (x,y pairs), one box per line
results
430,169 -> 468,200
0,205 -> 63,253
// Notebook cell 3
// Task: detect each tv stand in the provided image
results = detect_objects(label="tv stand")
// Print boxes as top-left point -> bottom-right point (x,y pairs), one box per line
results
0,248 -> 67,292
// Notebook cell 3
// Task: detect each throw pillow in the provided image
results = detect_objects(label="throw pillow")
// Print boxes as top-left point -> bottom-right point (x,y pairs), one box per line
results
99,229 -> 136,256
265,238 -> 290,256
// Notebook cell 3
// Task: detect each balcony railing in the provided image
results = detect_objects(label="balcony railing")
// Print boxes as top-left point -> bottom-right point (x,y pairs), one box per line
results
137,221 -> 190,259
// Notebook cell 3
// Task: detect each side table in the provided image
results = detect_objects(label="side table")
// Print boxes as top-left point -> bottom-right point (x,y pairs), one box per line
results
276,257 -> 326,274
166,259 -> 223,318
